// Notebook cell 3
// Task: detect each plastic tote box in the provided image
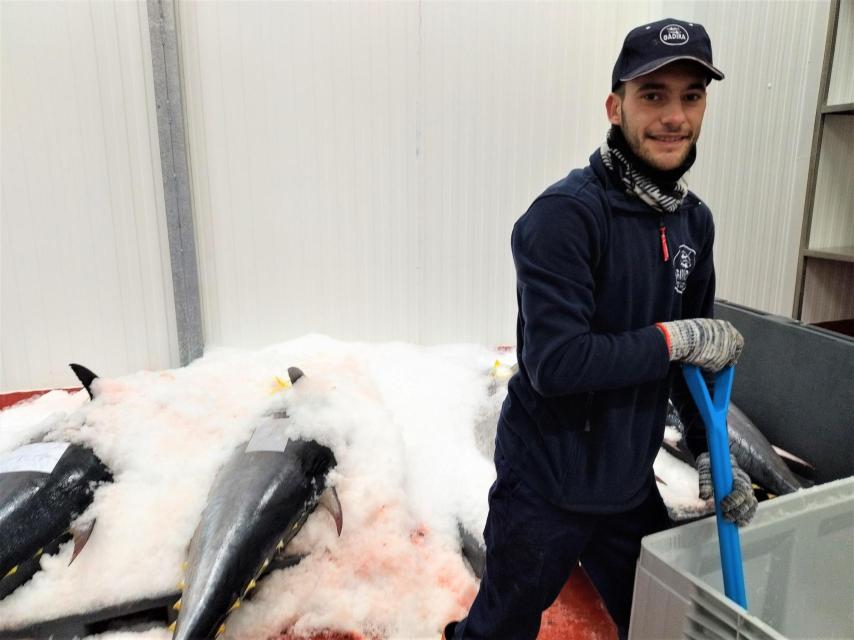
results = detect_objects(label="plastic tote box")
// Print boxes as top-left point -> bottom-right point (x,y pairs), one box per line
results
629,477 -> 854,639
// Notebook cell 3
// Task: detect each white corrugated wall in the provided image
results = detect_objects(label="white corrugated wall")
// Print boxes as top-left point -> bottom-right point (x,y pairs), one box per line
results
181,0 -> 830,349
1,1 -> 834,390
1,0 -> 177,391
178,1 -> 664,349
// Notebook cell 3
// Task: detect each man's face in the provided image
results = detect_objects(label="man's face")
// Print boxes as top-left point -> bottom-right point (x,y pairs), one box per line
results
605,62 -> 708,171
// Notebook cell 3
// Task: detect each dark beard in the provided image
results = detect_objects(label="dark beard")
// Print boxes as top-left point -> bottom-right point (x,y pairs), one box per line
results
608,125 -> 697,189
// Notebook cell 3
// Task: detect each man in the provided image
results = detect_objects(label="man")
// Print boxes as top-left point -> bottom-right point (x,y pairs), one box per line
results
445,18 -> 757,640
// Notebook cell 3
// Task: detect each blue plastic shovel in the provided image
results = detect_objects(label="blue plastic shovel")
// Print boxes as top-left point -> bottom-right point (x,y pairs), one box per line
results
682,364 -> 748,609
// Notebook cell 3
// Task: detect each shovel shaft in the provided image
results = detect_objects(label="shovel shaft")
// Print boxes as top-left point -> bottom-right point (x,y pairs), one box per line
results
682,365 -> 748,609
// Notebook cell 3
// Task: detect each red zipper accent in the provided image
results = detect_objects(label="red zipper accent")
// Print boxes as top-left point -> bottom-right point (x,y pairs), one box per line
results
659,224 -> 670,262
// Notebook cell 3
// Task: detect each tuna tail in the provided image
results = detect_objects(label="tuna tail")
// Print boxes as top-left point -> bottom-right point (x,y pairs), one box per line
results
69,364 -> 99,399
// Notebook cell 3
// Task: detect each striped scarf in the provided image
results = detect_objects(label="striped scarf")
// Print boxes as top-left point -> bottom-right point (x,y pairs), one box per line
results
599,137 -> 688,214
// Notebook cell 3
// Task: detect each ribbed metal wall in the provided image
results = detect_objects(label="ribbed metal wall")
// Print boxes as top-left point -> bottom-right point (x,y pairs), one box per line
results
179,1 -> 664,348
1,0 -> 177,391
663,0 -> 830,317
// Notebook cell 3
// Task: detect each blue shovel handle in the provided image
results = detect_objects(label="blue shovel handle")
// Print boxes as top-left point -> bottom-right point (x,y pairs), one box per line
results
682,365 -> 748,609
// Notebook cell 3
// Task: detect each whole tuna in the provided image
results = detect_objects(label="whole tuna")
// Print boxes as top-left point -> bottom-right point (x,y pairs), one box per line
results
0,364 -> 111,599
172,367 -> 342,640
664,399 -> 810,497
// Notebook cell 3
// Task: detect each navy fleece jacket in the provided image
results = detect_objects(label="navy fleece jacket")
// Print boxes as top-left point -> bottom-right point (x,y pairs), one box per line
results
496,149 -> 715,512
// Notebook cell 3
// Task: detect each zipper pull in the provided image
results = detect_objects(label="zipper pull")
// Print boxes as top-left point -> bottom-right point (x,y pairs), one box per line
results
658,223 -> 670,262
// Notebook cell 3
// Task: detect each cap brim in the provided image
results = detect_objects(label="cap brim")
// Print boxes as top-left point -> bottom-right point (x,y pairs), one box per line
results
619,56 -> 725,83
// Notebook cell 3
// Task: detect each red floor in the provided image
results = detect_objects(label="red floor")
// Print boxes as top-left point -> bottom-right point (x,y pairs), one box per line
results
2,390 -> 617,639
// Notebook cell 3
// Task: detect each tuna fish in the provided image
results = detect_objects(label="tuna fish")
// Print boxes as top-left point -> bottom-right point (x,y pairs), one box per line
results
0,364 -> 111,599
726,403 -> 811,496
664,399 -> 811,497
172,366 -> 343,640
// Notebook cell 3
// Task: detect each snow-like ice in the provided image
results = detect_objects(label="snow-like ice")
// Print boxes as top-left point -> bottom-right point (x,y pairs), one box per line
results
0,335 -> 705,639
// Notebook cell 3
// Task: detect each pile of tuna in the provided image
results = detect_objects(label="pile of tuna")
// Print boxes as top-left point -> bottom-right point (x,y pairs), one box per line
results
0,358 -> 815,638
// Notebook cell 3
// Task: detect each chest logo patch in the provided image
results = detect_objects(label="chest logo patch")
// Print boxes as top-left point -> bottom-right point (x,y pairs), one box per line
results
673,244 -> 696,294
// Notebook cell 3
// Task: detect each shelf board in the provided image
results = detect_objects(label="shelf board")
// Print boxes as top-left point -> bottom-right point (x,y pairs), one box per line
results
822,103 -> 854,115
803,246 -> 854,263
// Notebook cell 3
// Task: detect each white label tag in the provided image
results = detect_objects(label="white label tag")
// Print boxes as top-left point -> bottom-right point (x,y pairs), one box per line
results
0,442 -> 71,475
245,417 -> 289,453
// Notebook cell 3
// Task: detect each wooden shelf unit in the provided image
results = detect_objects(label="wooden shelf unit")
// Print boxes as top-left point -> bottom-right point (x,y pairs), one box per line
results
793,0 -> 854,326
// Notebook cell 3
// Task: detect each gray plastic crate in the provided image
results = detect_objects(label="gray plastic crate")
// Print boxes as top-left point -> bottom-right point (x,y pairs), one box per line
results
629,477 -> 854,639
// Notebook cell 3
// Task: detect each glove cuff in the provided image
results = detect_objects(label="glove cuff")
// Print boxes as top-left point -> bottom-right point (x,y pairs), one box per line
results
655,323 -> 672,357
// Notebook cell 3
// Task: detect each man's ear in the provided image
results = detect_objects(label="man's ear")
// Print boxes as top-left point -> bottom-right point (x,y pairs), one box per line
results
605,93 -> 622,126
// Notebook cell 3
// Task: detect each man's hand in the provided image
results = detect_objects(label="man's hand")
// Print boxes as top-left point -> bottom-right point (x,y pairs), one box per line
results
696,452 -> 757,526
656,318 -> 744,372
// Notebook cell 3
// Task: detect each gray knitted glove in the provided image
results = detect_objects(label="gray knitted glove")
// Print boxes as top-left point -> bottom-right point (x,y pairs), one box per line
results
657,318 -> 744,372
697,452 -> 758,526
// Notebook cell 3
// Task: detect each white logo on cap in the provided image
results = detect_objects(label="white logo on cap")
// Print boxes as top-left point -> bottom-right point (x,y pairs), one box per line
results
660,24 -> 689,46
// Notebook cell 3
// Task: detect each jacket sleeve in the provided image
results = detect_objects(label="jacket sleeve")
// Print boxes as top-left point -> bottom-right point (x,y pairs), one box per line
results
513,194 -> 671,397
669,209 -> 717,457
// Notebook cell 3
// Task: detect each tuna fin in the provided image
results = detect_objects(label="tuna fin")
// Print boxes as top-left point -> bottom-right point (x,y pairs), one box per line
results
167,621 -> 176,632
318,486 -> 343,535
772,445 -> 816,475
268,551 -> 307,573
69,364 -> 99,400
662,440 -> 696,467
792,471 -> 815,489
228,599 -> 241,612
287,367 -> 304,384
172,598 -> 181,611
216,623 -> 226,637
69,519 -> 96,565
458,522 -> 486,580
655,475 -> 668,486
3,566 -> 17,579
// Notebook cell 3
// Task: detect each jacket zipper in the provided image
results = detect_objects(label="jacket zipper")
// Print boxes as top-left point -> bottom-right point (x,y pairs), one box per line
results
658,216 -> 670,262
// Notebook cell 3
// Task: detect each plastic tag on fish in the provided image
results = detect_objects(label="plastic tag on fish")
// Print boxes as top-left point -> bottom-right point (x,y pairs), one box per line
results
245,417 -> 289,453
0,442 -> 70,475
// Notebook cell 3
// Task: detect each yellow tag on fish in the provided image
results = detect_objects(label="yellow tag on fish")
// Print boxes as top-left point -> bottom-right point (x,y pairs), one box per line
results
270,376 -> 292,394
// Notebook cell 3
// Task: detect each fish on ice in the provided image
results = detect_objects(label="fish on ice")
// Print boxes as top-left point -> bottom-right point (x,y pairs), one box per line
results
172,366 -> 343,640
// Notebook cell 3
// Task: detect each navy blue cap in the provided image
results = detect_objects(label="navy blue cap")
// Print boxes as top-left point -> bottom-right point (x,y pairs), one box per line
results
612,18 -> 724,91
